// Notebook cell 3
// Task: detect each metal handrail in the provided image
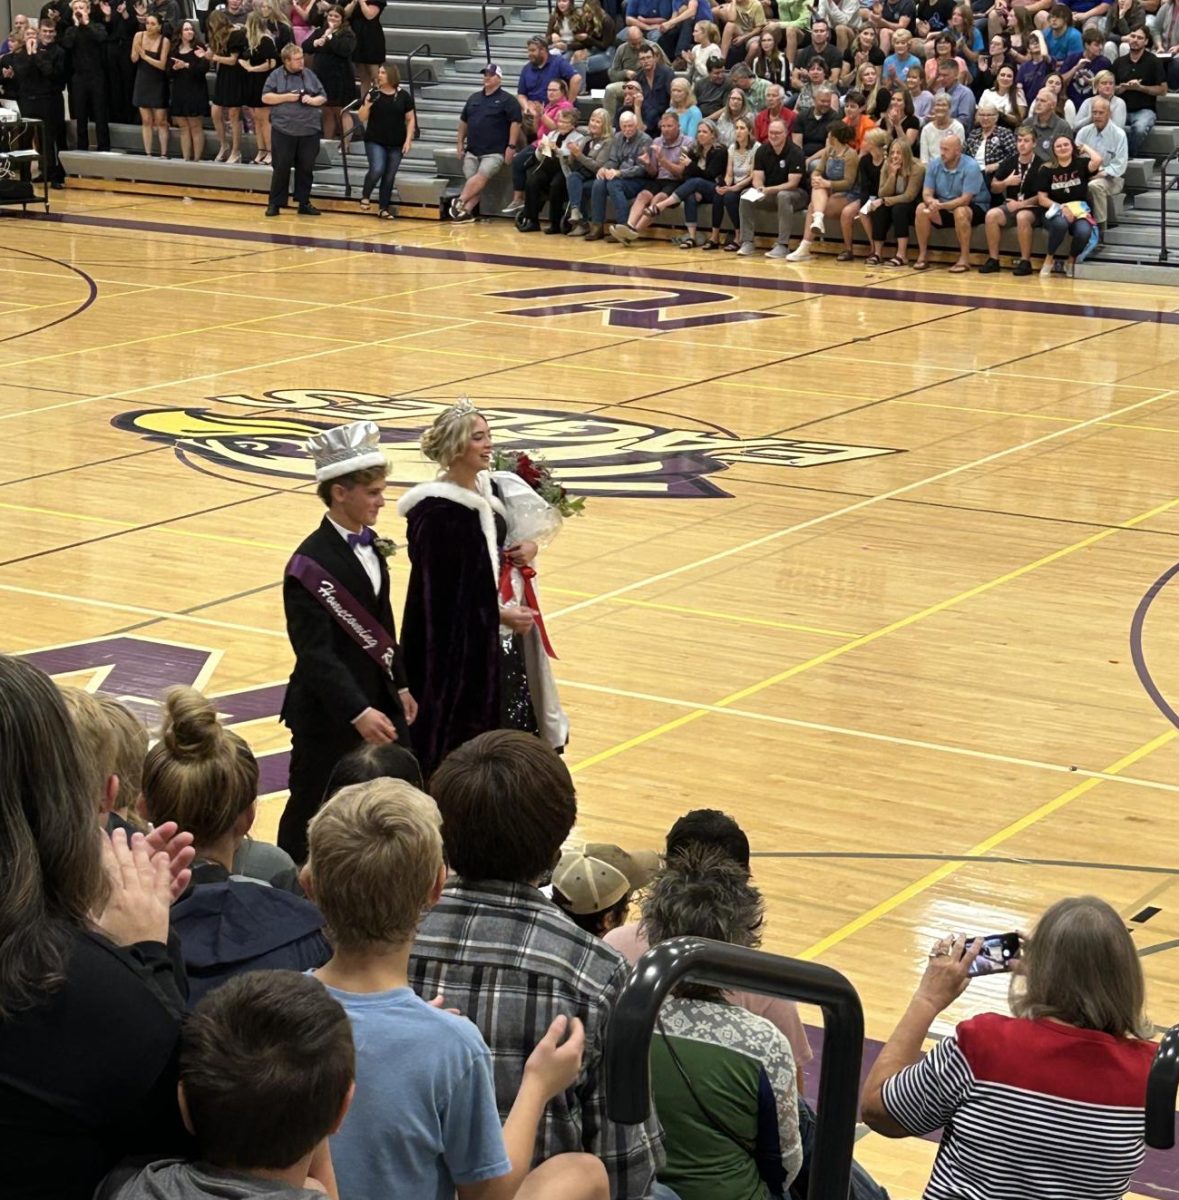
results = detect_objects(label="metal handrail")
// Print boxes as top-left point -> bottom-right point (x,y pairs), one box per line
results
1158,148 -> 1179,263
404,40 -> 432,137
604,937 -> 864,1200
1146,1023 -> 1179,1148
481,0 -> 507,64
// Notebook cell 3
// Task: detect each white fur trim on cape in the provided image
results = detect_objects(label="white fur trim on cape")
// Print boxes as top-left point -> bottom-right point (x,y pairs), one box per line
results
397,478 -> 504,583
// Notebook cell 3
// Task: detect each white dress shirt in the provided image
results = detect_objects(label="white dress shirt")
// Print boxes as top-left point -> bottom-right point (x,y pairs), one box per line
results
327,515 -> 380,595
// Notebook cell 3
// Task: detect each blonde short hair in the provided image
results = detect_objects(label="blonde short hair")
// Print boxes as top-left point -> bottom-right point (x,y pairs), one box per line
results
307,779 -> 443,950
420,402 -> 484,468
59,686 -> 118,806
863,127 -> 890,150
97,695 -> 149,816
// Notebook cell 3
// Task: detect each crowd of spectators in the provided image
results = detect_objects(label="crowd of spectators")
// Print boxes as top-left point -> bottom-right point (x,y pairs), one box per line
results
0,647 -> 1165,1200
448,0 -> 1178,273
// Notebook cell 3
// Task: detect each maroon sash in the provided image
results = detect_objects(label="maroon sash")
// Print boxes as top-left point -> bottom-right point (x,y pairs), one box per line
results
285,553 -> 398,683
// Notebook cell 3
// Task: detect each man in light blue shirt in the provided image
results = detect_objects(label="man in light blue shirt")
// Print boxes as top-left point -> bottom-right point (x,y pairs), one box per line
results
914,133 -> 987,270
936,59 -> 976,133
1075,96 -> 1127,231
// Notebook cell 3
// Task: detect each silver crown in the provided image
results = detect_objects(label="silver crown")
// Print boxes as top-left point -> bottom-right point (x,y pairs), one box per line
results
305,420 -> 387,483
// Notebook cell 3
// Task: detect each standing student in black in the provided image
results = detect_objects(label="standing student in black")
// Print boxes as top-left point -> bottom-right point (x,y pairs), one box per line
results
5,20 -> 68,185
62,0 -> 111,150
277,421 -> 416,864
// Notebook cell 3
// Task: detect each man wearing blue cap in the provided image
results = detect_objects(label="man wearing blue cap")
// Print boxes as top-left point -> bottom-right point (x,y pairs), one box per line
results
451,63 -> 522,221
277,421 -> 416,863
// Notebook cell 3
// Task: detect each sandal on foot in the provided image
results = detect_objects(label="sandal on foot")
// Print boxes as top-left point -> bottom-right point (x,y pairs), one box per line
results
359,197 -> 371,211
912,260 -> 931,271
864,253 -> 881,265
884,256 -> 906,267
836,250 -> 854,262
643,203 -> 660,218
948,261 -> 969,273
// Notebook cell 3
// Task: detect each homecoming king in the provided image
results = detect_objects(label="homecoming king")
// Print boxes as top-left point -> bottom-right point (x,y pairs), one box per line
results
277,421 -> 417,862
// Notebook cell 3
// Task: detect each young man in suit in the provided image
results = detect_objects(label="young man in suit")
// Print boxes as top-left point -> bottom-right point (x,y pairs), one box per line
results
277,420 -> 417,863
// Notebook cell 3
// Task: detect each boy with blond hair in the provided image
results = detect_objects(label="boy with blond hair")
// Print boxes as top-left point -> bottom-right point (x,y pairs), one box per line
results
304,779 -> 608,1200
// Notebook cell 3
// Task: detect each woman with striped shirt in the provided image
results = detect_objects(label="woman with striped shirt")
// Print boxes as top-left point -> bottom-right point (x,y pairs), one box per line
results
861,895 -> 1156,1200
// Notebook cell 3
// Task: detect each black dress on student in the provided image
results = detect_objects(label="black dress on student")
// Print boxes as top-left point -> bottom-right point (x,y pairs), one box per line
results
348,0 -> 386,65
212,27 -> 247,108
302,24 -> 357,106
167,45 -> 210,116
131,35 -> 169,108
240,33 -> 276,107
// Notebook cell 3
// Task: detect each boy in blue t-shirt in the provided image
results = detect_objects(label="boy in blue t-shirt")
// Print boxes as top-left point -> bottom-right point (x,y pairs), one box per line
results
304,779 -> 609,1200
1043,2 -> 1083,64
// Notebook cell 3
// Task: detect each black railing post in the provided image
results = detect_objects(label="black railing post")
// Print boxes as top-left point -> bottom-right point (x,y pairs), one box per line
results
1146,1023 -> 1179,1148
1159,150 -> 1178,264
604,937 -> 863,1200
404,41 -> 432,138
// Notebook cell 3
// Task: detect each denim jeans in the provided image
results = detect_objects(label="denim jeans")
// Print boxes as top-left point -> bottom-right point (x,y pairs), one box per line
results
675,177 -> 722,229
790,1098 -> 891,1200
362,143 -> 402,210
590,175 -> 646,224
567,171 -> 592,213
1044,212 -> 1093,258
1125,107 -> 1156,157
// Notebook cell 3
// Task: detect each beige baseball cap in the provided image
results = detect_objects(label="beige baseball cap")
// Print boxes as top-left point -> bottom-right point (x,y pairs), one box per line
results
552,844 -> 661,915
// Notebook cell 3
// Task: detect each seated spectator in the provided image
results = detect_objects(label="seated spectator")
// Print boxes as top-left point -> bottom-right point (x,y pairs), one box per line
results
855,63 -> 889,118
715,0 -> 766,64
407,730 -> 665,1199
634,40 -> 675,132
306,778 -> 608,1200
764,0 -> 812,65
800,16 -> 846,75
815,0 -> 868,44
864,133 -> 926,265
907,62 -> 933,120
716,114 -> 759,246
142,686 -> 330,1004
787,119 -> 860,259
603,26 -> 669,123
789,54 -> 833,116
964,101 -> 1017,171
1029,83 -> 1074,154
506,77 -> 575,214
1072,68 -> 1126,127
882,27 -> 922,88
979,121 -> 1042,272
865,0 -> 917,56
842,87 -> 878,146
978,61 -> 1024,127
862,896 -> 1156,1200
879,86 -> 921,146
569,0 -> 616,81
841,125 -> 891,256
605,808 -> 814,1076
1044,68 -> 1076,120
566,106 -> 613,233
586,108 -> 653,238
451,65 -> 522,222
1035,131 -> 1102,274
1043,2 -> 1082,63
1063,25 -> 1109,107
842,26 -> 885,85
935,55 -> 977,128
325,738 -> 426,794
552,843 -> 661,936
642,847 -> 805,1200
668,75 -> 703,136
626,0 -> 672,41
794,83 -> 839,156
918,93 -> 966,159
683,19 -> 723,81
924,31 -> 967,85
648,116 -> 730,244
1155,2 -> 1179,88
1075,94 -> 1127,233
754,82 -> 796,139
714,82 -> 753,142
749,28 -> 788,84
695,53 -> 732,113
970,32 -> 1018,99
96,972 -> 353,1200
0,654 -> 191,1200
1017,30 -> 1051,106
946,2 -> 983,75
729,60 -> 771,110
96,692 -> 151,828
914,131 -> 987,269
1112,25 -> 1164,156
520,107 -> 581,232
737,115 -> 807,256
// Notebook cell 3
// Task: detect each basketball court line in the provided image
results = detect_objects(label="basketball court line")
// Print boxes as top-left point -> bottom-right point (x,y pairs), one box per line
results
797,727 -> 1179,960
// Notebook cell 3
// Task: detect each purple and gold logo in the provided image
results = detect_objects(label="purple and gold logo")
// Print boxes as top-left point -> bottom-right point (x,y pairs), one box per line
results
112,390 -> 899,500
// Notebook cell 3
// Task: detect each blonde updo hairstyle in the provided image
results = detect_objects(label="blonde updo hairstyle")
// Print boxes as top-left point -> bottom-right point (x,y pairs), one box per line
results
420,402 -> 484,469
142,686 -> 259,848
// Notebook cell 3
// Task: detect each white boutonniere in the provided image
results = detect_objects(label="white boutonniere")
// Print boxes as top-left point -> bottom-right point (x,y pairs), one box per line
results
373,536 -> 399,560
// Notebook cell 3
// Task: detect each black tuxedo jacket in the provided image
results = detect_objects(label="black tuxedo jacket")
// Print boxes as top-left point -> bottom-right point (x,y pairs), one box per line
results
280,517 -> 408,737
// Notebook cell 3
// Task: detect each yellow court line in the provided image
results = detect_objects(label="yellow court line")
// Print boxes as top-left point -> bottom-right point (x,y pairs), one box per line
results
546,386 -> 1176,623
546,587 -> 858,638
895,398 -> 1179,436
797,727 -> 1179,961
568,491 -> 1179,775
558,677 -> 1179,795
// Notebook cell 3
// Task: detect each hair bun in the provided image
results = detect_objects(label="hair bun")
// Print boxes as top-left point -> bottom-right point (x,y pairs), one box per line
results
159,686 -> 224,759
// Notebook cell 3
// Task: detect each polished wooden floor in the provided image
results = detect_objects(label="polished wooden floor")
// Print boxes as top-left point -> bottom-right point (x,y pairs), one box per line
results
5,192 -> 1179,1197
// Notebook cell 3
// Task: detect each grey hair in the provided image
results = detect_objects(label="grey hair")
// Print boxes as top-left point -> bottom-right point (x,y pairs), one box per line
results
815,85 -> 837,99
976,102 -> 998,116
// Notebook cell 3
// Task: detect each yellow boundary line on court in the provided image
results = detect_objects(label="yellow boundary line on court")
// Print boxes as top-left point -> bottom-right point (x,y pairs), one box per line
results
568,491 -> 1179,775
797,727 -> 1179,960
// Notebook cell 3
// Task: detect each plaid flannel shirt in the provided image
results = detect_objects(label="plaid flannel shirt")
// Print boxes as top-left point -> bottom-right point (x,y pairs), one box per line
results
408,879 -> 665,1200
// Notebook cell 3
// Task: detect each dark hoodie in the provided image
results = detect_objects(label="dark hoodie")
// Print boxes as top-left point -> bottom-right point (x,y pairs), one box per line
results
96,1160 -> 325,1200
170,864 -> 330,1007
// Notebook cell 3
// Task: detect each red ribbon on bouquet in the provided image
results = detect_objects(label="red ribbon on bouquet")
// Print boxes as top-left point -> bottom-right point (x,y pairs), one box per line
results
499,557 -> 558,660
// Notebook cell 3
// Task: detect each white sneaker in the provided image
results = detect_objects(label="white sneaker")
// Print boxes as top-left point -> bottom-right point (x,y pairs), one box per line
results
785,244 -> 812,262
736,242 -> 754,256
766,243 -> 789,259
1040,258 -> 1054,276
810,213 -> 826,233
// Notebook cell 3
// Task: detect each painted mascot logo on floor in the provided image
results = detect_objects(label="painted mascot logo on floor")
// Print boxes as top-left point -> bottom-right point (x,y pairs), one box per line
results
111,391 -> 899,499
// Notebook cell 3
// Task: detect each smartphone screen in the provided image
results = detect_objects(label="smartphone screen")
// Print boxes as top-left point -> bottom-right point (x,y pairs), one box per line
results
967,932 -> 1021,976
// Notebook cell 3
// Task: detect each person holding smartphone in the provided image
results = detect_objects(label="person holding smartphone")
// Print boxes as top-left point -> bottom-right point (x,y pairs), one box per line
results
261,41 -> 327,215
862,896 -> 1156,1200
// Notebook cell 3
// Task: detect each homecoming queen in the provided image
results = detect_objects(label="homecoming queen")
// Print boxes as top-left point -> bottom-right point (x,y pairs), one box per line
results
398,399 -> 571,780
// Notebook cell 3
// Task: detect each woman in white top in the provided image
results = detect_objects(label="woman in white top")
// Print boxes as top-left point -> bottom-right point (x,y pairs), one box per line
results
685,19 -> 722,80
918,95 -> 964,161
1072,70 -> 1127,128
713,86 -> 752,145
717,116 -> 757,249
979,62 -> 1023,129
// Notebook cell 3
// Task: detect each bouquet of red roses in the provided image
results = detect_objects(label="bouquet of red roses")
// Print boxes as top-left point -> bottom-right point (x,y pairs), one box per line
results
491,450 -> 586,519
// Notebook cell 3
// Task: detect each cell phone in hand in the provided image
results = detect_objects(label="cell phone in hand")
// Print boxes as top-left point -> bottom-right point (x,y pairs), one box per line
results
966,932 -> 1021,976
